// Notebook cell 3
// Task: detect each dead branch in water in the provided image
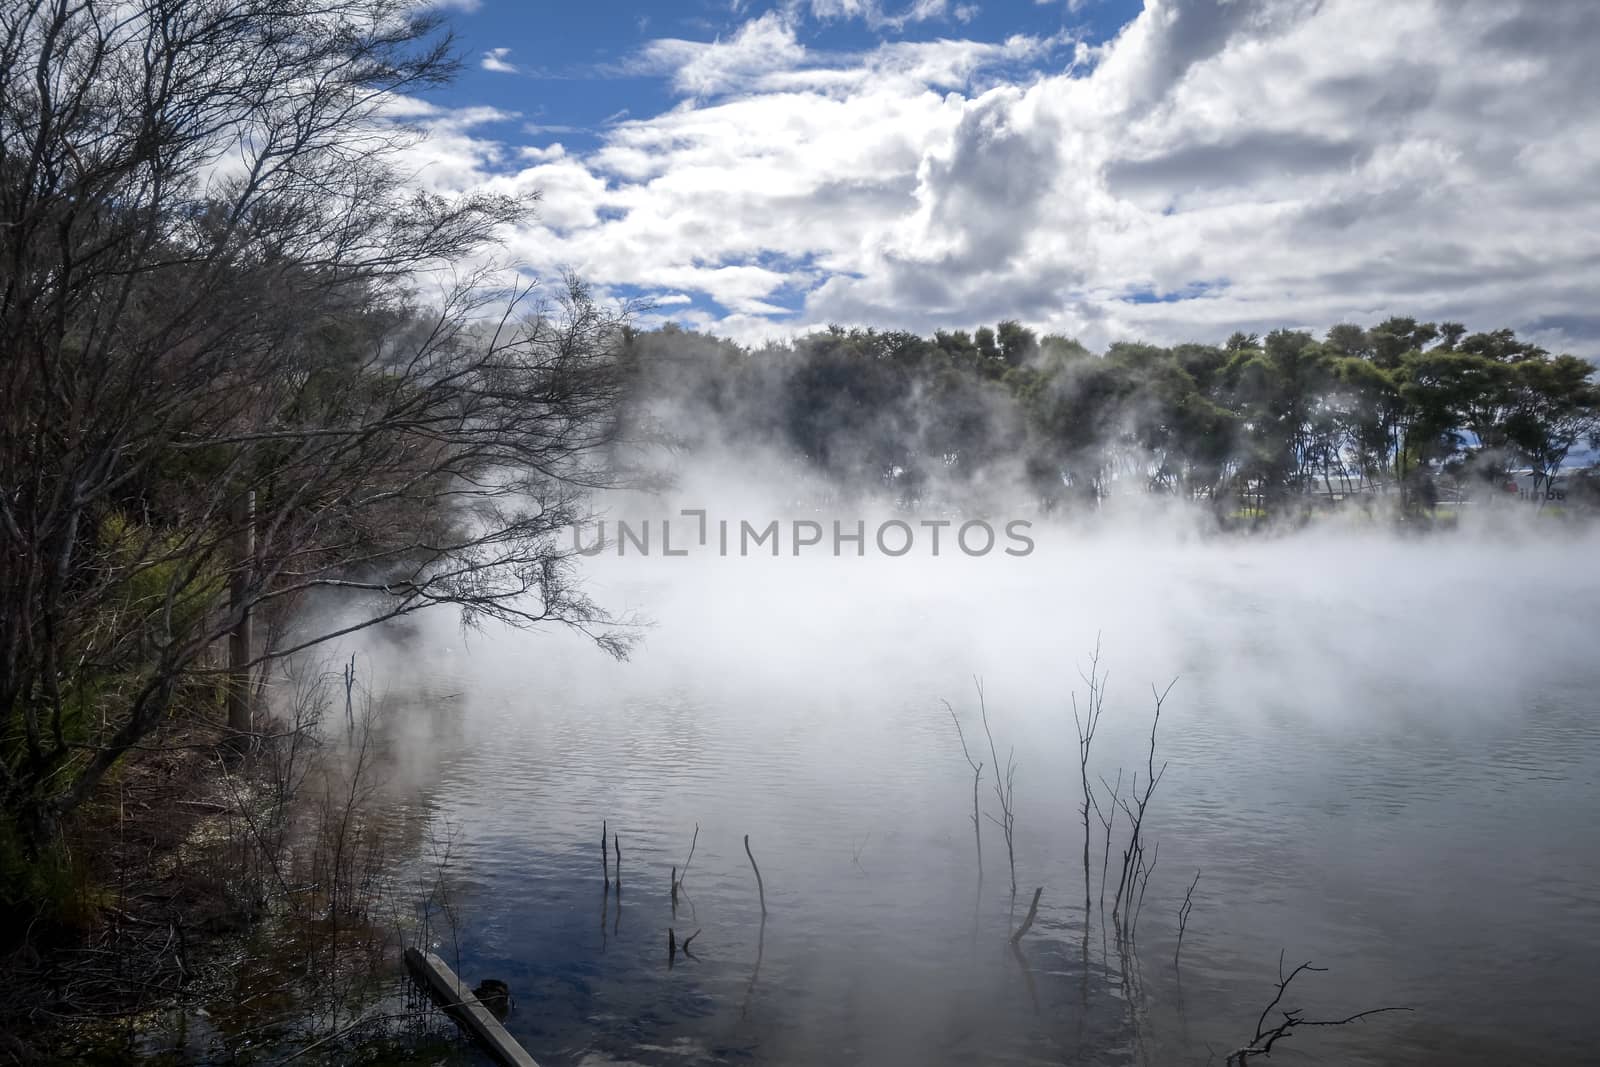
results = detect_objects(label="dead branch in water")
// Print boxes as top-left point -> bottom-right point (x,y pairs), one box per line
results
1226,951 -> 1412,1064
975,678 -> 1018,899
672,823 -> 699,906
744,834 -> 767,916
614,834 -> 622,891
942,698 -> 984,882
1175,869 -> 1201,966
1011,887 -> 1043,944
1132,840 -> 1158,939
1073,637 -> 1107,925
601,821 -> 609,888
1091,768 -> 1121,930
1110,680 -> 1174,937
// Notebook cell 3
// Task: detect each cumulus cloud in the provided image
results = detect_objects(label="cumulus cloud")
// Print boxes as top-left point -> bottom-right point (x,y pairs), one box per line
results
406,0 -> 1600,354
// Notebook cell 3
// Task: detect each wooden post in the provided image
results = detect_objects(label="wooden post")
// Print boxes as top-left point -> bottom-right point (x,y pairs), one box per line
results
405,948 -> 541,1067
227,489 -> 255,734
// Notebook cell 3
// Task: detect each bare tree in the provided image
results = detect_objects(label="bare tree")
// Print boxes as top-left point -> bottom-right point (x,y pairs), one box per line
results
0,0 -> 637,845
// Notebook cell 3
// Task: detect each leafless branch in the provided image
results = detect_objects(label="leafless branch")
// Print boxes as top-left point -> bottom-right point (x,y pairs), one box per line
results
942,698 -> 984,883
1176,868 -> 1201,966
1227,951 -> 1412,1065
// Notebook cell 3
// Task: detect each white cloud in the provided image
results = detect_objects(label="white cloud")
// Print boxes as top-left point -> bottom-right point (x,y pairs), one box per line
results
634,11 -> 807,97
803,0 -> 974,30
480,47 -> 517,73
409,0 -> 1600,354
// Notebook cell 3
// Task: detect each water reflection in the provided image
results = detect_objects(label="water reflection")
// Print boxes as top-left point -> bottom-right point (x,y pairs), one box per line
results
364,647 -> 1600,1067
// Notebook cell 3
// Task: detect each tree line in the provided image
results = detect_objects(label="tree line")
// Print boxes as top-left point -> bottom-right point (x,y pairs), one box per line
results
622,316 -> 1600,514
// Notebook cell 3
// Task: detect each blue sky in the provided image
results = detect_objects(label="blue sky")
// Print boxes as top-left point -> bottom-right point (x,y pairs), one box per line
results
427,0 -> 1142,173
399,1 -> 1600,356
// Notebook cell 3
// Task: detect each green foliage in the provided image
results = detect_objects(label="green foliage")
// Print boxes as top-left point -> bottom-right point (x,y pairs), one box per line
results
632,315 -> 1598,513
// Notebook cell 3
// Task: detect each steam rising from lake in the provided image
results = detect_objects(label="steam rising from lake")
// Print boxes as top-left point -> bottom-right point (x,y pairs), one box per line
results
336,456 -> 1600,1065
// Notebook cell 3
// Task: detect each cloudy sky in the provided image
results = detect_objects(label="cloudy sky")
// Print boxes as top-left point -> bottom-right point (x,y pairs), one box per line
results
407,0 -> 1600,353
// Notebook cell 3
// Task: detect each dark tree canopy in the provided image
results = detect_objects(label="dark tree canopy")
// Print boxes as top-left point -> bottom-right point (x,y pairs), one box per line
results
623,315 -> 1598,514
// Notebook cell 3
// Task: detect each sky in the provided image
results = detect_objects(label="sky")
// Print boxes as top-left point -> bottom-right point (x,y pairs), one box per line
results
403,0 -> 1600,355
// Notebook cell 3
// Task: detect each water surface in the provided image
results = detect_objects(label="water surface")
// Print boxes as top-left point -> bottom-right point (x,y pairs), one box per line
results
365,529 -> 1600,1065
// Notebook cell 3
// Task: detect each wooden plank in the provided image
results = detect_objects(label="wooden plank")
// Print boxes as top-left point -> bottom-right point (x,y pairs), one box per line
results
404,947 -> 541,1067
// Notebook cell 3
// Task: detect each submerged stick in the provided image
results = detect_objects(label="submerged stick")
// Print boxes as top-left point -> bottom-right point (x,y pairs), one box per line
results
679,824 -> 699,885
1175,869 -> 1201,966
1011,886 -> 1043,944
672,823 -> 699,906
614,834 -> 621,890
744,834 -> 767,916
602,820 -> 609,887
740,917 -> 766,1019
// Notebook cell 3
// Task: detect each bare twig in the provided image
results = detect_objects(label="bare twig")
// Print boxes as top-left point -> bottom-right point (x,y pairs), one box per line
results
943,699 -> 984,881
1110,679 -> 1175,937
1073,637 -> 1106,924
1226,951 -> 1413,1065
744,834 -> 767,917
1176,869 -> 1201,966
1092,769 -> 1121,926
672,823 -> 698,904
976,678 -> 1017,899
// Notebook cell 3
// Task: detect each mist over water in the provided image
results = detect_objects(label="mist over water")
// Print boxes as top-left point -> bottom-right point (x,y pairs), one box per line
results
345,470 -> 1600,1066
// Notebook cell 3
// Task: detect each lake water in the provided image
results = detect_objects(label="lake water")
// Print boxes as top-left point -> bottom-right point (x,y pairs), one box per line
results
355,523 -> 1600,1066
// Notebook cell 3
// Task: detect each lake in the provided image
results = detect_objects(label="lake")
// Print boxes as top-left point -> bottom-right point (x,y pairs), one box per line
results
354,521 -> 1600,1066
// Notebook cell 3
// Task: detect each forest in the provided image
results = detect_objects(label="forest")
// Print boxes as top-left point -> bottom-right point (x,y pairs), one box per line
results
621,317 -> 1600,515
